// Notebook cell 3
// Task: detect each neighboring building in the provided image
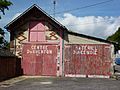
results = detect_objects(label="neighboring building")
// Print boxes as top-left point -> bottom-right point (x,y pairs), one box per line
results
5,4 -> 114,78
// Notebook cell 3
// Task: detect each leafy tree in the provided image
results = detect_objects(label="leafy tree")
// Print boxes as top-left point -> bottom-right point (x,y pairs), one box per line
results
0,28 -> 10,49
107,27 -> 120,50
0,28 -> 5,46
0,0 -> 12,48
0,0 -> 12,18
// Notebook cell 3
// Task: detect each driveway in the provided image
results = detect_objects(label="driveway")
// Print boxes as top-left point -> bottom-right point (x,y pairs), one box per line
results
0,77 -> 120,90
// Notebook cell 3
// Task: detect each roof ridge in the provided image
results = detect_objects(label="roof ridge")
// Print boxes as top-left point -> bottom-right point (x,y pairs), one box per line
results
4,4 -> 67,30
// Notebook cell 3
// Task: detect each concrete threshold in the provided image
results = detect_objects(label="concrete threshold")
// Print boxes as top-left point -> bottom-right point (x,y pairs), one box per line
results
22,75 -> 56,78
0,76 -> 26,87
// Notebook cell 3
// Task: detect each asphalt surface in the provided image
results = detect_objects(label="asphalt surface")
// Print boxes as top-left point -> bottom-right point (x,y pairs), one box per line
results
0,77 -> 120,90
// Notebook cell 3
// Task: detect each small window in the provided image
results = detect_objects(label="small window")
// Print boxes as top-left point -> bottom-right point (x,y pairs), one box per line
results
29,21 -> 46,42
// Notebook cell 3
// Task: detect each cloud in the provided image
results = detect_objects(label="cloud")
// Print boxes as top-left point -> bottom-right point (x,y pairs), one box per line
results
10,13 -> 120,39
57,13 -> 120,39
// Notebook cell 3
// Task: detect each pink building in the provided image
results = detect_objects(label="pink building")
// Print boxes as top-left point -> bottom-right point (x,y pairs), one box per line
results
5,4 -> 114,78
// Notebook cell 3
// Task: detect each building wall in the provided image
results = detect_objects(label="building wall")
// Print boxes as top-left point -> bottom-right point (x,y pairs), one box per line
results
10,23 -> 29,58
10,20 -> 62,58
10,18 -> 63,76
8,7 -> 115,77
65,33 -> 115,57
63,32 -> 115,77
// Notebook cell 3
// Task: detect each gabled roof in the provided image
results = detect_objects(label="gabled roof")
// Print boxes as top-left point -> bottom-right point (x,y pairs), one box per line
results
68,31 -> 116,45
4,4 -> 67,30
4,4 -> 116,45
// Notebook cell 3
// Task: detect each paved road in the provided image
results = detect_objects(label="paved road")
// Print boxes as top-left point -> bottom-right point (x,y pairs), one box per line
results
0,77 -> 120,90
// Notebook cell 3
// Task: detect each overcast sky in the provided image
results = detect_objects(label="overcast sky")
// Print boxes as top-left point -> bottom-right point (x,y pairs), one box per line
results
0,0 -> 120,41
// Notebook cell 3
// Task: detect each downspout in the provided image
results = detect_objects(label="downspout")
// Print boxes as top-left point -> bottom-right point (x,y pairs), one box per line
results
14,31 -> 16,55
62,30 -> 65,76
59,28 -> 65,77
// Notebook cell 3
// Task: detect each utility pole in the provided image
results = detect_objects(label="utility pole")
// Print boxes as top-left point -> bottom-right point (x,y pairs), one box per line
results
53,0 -> 56,18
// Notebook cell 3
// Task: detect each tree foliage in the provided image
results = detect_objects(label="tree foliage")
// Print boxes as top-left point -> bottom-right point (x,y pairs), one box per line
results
0,28 -> 9,49
0,0 -> 12,49
107,27 -> 120,43
107,27 -> 120,49
0,0 -> 12,18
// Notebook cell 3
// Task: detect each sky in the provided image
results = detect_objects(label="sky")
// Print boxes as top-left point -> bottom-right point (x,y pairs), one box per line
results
0,0 -> 120,41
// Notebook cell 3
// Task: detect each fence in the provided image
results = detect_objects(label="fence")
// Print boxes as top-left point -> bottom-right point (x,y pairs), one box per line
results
0,56 -> 22,81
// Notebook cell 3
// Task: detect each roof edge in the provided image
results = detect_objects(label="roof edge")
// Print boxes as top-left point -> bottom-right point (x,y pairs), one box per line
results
4,4 -> 37,29
68,31 -> 117,45
4,4 -> 67,31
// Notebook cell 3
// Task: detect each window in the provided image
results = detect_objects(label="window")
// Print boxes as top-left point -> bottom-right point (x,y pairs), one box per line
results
29,21 -> 46,42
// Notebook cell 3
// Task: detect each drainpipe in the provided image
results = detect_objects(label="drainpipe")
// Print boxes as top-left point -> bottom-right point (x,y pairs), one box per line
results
14,31 -> 16,55
62,30 -> 65,76
59,28 -> 65,77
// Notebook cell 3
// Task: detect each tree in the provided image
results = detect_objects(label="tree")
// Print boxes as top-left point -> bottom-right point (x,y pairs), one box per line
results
0,0 -> 12,48
0,28 -> 5,47
0,0 -> 12,18
107,27 -> 120,50
0,28 -> 10,49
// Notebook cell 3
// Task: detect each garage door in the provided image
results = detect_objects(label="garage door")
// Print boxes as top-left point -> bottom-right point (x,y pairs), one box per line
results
22,44 -> 58,76
64,44 -> 112,77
